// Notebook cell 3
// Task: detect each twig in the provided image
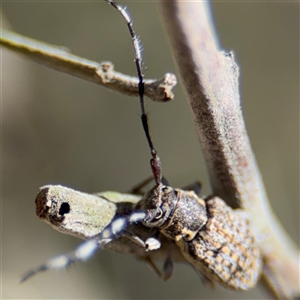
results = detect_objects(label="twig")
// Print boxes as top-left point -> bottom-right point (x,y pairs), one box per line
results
35,185 -> 185,263
159,1 -> 299,299
0,29 -> 177,102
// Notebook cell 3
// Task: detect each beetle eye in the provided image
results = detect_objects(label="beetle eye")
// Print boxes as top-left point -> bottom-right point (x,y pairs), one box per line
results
154,208 -> 163,219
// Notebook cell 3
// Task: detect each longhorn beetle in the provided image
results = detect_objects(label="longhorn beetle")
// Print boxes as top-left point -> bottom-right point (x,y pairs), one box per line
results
22,0 -> 262,290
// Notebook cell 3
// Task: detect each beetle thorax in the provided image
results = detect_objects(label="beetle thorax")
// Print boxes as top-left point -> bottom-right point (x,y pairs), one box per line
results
159,189 -> 208,242
138,184 -> 208,243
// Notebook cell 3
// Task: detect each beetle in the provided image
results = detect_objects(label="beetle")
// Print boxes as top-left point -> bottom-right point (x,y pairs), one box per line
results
21,0 -> 262,290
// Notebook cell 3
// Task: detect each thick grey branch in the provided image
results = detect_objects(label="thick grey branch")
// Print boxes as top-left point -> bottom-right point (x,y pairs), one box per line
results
0,29 -> 177,102
159,1 -> 299,299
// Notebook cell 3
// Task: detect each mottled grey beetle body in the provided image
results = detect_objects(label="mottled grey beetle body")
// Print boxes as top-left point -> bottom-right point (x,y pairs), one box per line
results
138,184 -> 262,290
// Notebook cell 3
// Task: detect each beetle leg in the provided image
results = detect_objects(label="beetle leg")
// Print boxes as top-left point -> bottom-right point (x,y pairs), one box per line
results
141,254 -> 174,281
162,253 -> 174,281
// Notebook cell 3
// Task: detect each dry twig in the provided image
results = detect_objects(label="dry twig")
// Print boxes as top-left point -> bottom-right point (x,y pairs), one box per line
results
0,29 -> 177,103
34,185 -> 185,266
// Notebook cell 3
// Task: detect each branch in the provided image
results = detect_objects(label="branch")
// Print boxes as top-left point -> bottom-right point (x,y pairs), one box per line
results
0,29 -> 177,102
159,1 -> 299,299
35,185 -> 185,263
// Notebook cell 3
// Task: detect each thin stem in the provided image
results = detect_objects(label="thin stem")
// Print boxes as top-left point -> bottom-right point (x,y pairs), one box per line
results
0,29 -> 177,103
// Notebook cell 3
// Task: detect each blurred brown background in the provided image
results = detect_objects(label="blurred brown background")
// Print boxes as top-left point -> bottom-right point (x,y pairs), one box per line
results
2,1 -> 298,299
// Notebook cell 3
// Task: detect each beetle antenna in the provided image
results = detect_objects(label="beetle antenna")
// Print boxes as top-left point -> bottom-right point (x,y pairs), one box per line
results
106,0 -> 162,185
